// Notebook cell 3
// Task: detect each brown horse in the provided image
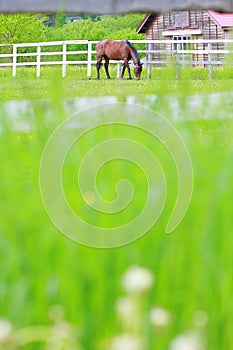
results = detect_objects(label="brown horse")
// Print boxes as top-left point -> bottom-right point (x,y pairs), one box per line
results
96,40 -> 143,80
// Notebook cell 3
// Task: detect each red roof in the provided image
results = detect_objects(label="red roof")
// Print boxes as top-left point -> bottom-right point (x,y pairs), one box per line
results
208,10 -> 233,28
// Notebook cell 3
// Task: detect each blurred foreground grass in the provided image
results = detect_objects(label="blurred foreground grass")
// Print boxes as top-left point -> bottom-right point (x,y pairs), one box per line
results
0,67 -> 233,349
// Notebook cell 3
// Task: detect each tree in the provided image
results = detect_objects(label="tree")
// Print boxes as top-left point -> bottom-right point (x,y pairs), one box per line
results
0,14 -> 47,44
44,14 -> 67,27
79,15 -> 101,22
47,14 -> 145,42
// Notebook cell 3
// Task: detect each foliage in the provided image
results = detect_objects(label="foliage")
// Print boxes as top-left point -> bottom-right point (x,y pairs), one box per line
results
79,14 -> 102,22
44,14 -> 145,63
44,13 -> 67,27
0,14 -> 47,44
0,13 -> 145,64
0,13 -> 144,45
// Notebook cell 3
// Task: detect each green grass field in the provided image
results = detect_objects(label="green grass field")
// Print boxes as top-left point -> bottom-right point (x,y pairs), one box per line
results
0,66 -> 233,350
1,65 -> 233,101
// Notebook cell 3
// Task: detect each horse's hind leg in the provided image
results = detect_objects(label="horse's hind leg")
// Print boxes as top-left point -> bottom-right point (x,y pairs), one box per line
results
96,56 -> 102,80
121,64 -> 126,79
104,57 -> 111,79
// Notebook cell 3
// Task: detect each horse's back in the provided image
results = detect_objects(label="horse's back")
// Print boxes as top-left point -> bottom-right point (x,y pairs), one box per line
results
96,39 -> 113,52
97,40 -> 130,60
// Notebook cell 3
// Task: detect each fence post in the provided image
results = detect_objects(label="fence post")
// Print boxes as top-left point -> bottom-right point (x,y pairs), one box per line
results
175,54 -> 181,79
12,44 -> 17,77
117,62 -> 122,78
87,41 -> 92,78
147,43 -> 152,79
62,42 -> 67,78
36,45 -> 41,77
208,42 -> 213,79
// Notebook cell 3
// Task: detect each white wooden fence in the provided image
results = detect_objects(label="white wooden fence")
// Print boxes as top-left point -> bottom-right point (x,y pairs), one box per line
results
0,39 -> 232,79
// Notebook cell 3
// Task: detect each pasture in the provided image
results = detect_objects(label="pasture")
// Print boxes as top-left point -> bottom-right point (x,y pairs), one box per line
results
1,66 -> 233,100
0,65 -> 233,350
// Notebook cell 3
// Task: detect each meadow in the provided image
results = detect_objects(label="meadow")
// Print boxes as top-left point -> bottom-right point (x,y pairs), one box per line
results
0,65 -> 233,350
1,65 -> 233,100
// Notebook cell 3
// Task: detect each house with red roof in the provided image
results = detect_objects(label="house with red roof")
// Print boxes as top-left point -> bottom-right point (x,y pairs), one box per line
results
136,10 -> 233,65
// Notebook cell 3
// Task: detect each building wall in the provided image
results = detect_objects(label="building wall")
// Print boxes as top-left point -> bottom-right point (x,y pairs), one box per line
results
145,10 -> 226,65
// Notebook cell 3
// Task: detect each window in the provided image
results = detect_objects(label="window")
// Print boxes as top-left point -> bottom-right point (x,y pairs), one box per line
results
173,35 -> 191,51
173,35 -> 192,61
172,11 -> 189,28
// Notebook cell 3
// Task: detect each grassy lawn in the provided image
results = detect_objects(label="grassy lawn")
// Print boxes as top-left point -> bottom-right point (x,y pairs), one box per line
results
0,65 -> 233,350
0,66 -> 233,101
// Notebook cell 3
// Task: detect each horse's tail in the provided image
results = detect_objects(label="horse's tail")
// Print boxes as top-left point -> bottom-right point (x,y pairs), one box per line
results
125,40 -> 141,66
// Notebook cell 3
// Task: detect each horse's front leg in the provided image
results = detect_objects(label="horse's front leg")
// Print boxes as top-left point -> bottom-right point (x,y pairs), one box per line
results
126,65 -> 132,80
104,57 -> 111,79
123,59 -> 132,79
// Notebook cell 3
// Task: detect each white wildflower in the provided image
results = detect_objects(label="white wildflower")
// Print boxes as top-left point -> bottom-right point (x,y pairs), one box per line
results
115,297 -> 139,331
122,265 -> 154,295
110,334 -> 141,350
149,307 -> 171,327
116,297 -> 136,320
193,311 -> 208,328
48,305 -> 65,322
0,318 -> 12,343
169,332 -> 205,350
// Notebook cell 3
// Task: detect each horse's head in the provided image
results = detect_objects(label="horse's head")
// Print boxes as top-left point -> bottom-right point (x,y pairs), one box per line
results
134,63 -> 143,79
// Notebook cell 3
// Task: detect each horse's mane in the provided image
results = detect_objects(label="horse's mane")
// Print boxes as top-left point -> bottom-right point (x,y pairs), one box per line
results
125,40 -> 141,65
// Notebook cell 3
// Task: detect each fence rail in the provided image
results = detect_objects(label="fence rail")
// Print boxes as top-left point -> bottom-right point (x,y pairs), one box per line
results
0,39 -> 232,79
